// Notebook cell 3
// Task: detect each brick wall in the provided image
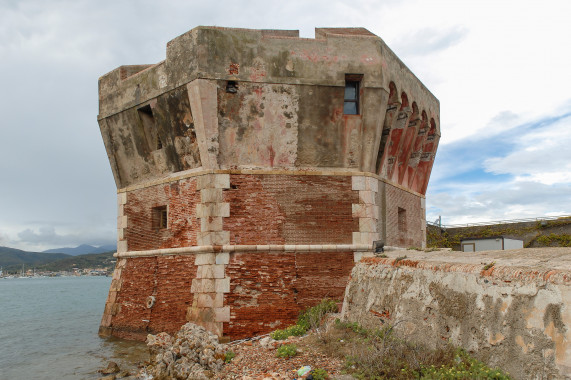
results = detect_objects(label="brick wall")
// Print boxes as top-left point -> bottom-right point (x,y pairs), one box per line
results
224,251 -> 354,339
104,250 -> 353,340
124,178 -> 199,251
106,172 -> 425,341
225,175 -> 358,245
384,183 -> 424,247
107,256 -> 197,340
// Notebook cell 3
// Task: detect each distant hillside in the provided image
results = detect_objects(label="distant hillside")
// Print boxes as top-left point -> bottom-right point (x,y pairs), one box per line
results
36,251 -> 116,272
427,216 -> 571,250
0,246 -> 70,272
43,244 -> 117,256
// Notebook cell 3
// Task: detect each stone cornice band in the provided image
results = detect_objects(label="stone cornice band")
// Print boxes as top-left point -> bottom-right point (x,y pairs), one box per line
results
114,243 -> 391,258
117,168 -> 425,198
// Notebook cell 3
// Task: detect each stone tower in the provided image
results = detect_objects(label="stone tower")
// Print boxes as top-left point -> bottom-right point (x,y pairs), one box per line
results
98,26 -> 440,340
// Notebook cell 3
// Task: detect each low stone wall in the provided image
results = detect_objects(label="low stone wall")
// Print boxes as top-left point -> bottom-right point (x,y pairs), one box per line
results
341,248 -> 571,379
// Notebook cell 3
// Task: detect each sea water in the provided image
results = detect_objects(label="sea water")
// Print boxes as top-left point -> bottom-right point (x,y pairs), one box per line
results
0,276 -> 147,379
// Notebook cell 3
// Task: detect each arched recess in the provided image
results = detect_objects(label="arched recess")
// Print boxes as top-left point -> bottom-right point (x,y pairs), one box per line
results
411,117 -> 439,194
395,101 -> 420,185
406,110 -> 429,189
375,82 -> 401,175
385,92 -> 412,182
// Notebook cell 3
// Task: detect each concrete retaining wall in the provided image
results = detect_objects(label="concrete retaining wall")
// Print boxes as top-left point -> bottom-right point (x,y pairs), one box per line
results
341,248 -> 571,379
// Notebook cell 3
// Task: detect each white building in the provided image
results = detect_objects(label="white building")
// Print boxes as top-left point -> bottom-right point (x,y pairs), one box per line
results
461,237 -> 524,252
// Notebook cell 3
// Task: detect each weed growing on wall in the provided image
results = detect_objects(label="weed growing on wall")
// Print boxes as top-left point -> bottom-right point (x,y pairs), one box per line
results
271,299 -> 339,340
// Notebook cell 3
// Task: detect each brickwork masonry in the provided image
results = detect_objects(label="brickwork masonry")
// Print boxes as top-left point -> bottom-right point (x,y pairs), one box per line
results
101,170 -> 420,340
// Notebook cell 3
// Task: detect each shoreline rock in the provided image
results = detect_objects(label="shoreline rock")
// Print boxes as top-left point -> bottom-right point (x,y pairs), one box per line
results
144,323 -> 227,380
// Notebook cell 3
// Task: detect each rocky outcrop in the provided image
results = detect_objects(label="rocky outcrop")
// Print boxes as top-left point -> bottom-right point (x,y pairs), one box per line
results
145,323 -> 227,379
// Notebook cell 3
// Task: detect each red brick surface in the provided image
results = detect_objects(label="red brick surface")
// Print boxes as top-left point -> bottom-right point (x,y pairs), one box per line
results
225,175 -> 358,245
124,178 -> 199,251
384,183 -> 423,247
224,251 -> 354,339
109,256 -> 197,340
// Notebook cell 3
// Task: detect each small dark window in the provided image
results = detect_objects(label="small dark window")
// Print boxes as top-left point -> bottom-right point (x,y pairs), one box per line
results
138,104 -> 163,151
398,207 -> 407,232
226,81 -> 238,93
138,104 -> 154,117
152,206 -> 168,230
344,75 -> 362,115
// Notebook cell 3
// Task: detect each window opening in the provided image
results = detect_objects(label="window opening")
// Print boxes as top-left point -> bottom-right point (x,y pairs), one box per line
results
398,207 -> 407,232
226,81 -> 238,93
344,75 -> 362,115
137,104 -> 163,151
152,206 -> 168,230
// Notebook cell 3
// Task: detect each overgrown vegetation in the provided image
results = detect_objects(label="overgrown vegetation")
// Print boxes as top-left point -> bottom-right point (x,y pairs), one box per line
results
270,299 -> 338,340
224,350 -> 235,363
276,344 -> 297,358
311,368 -> 329,379
269,299 -> 511,379
310,319 -> 511,379
536,233 -> 571,247
483,262 -> 495,270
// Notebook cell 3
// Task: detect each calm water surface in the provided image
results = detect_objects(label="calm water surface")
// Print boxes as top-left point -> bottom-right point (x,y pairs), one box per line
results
0,276 -> 147,379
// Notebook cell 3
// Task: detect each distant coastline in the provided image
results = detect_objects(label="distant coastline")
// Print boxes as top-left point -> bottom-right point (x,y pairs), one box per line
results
0,246 -> 116,277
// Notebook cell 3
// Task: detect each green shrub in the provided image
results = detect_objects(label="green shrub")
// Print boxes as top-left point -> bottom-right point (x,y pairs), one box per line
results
325,321 -> 511,380
311,368 -> 329,380
297,298 -> 338,331
271,299 -> 339,340
334,319 -> 368,335
537,233 -> 571,247
271,324 -> 307,340
415,349 -> 511,379
224,350 -> 235,363
276,344 -> 297,358
483,261 -> 495,270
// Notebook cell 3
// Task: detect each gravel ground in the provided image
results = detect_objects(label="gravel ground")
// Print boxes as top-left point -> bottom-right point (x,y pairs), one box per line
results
215,333 -> 346,380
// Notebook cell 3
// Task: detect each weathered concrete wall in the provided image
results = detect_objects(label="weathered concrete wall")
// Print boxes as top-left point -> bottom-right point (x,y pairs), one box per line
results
98,26 -> 440,195
342,248 -> 571,379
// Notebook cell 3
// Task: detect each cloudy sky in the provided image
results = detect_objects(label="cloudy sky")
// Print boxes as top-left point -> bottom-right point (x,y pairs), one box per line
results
1,0 -> 570,251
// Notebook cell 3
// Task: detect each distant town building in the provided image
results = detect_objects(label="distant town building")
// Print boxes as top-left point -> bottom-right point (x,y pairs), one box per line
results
98,26 -> 440,340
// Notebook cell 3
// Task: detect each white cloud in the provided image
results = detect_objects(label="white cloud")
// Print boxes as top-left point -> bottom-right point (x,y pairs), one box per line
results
393,25 -> 469,57
484,114 -> 571,185
3,224 -> 117,252
428,181 -> 571,226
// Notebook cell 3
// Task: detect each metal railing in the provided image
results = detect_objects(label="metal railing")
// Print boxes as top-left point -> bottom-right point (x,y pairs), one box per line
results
427,215 -> 571,229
